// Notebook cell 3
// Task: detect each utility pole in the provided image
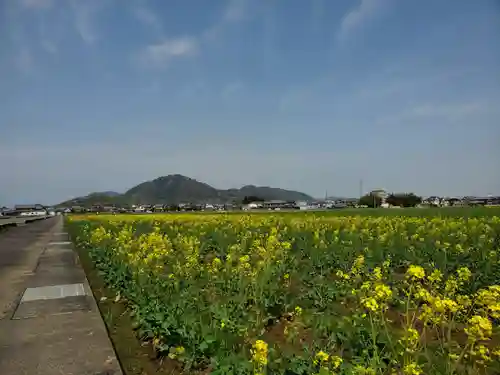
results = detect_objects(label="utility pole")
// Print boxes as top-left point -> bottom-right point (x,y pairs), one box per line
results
359,179 -> 363,198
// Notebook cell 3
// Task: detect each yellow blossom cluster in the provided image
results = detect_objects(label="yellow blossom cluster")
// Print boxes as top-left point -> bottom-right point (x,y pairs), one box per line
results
67,211 -> 500,375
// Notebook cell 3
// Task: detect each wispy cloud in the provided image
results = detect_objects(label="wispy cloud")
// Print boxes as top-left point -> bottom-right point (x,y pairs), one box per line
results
135,0 -> 250,70
71,1 -> 99,44
374,100 -> 496,127
5,0 -> 59,58
311,0 -> 326,33
223,0 -> 247,22
202,0 -> 248,41
41,39 -> 57,54
336,0 -> 387,41
20,0 -> 53,9
139,37 -> 198,67
410,102 -> 489,119
132,4 -> 162,32
37,15 -> 59,54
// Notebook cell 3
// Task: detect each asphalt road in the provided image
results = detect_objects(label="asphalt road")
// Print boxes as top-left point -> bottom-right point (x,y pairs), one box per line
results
0,216 -> 49,227
0,217 -> 56,268
0,217 -> 58,321
0,216 -> 122,375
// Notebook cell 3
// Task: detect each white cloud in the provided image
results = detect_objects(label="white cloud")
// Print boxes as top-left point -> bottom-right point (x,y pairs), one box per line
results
71,1 -> 99,44
132,5 -> 162,32
41,39 -> 57,54
337,0 -> 387,41
139,37 -> 198,67
20,0 -> 53,9
134,0 -> 249,68
410,102 -> 487,119
223,0 -> 247,22
374,100 -> 495,127
202,0 -> 248,41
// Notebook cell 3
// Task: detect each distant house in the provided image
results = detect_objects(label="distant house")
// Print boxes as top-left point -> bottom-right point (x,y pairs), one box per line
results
15,204 -> 45,211
296,201 -> 308,210
91,205 -> 103,213
243,202 -> 261,210
466,197 -> 492,206
14,204 -> 47,216
261,200 -> 298,210
135,204 -> 152,213
370,189 -> 388,204
421,196 -> 441,207
152,204 -> 164,212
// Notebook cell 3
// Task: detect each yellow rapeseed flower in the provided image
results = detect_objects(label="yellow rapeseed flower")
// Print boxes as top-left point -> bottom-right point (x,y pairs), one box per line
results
361,297 -> 379,312
314,351 -> 329,365
331,355 -> 342,369
427,269 -> 443,283
371,267 -> 383,281
403,362 -> 423,375
465,315 -> 492,342
456,267 -> 472,282
406,265 -> 425,280
471,344 -> 491,365
399,327 -> 420,352
251,340 -> 268,366
374,283 -> 392,301
335,270 -> 350,280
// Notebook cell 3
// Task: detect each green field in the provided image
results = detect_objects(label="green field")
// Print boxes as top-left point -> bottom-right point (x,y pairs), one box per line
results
69,207 -> 500,375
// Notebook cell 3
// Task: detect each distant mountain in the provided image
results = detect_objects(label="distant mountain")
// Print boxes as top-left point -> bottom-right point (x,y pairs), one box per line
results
87,191 -> 121,197
57,174 -> 313,206
58,191 -> 126,207
125,175 -> 220,204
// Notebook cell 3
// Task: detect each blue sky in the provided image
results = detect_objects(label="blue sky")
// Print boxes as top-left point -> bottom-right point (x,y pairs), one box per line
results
1,0 -> 499,205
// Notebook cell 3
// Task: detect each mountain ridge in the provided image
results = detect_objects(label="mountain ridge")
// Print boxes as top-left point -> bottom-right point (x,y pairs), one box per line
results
57,174 -> 313,206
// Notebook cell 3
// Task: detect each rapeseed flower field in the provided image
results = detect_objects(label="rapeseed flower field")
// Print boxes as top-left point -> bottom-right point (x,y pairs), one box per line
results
68,212 -> 500,375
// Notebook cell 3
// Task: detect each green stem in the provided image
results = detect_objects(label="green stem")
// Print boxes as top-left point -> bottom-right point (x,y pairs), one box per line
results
381,313 -> 397,358
369,313 -> 381,372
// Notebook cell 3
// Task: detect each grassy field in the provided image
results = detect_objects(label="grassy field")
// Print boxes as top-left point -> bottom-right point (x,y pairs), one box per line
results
68,208 -> 500,375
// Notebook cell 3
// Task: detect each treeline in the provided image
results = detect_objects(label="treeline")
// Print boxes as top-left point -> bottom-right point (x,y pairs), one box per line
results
359,192 -> 422,208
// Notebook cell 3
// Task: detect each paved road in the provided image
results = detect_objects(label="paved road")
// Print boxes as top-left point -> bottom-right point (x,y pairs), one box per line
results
0,217 -> 58,317
0,216 -> 122,375
0,216 -> 49,227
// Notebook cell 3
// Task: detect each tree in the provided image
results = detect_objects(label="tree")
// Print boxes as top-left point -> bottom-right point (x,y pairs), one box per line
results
358,194 -> 382,208
386,193 -> 422,207
242,196 -> 265,204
